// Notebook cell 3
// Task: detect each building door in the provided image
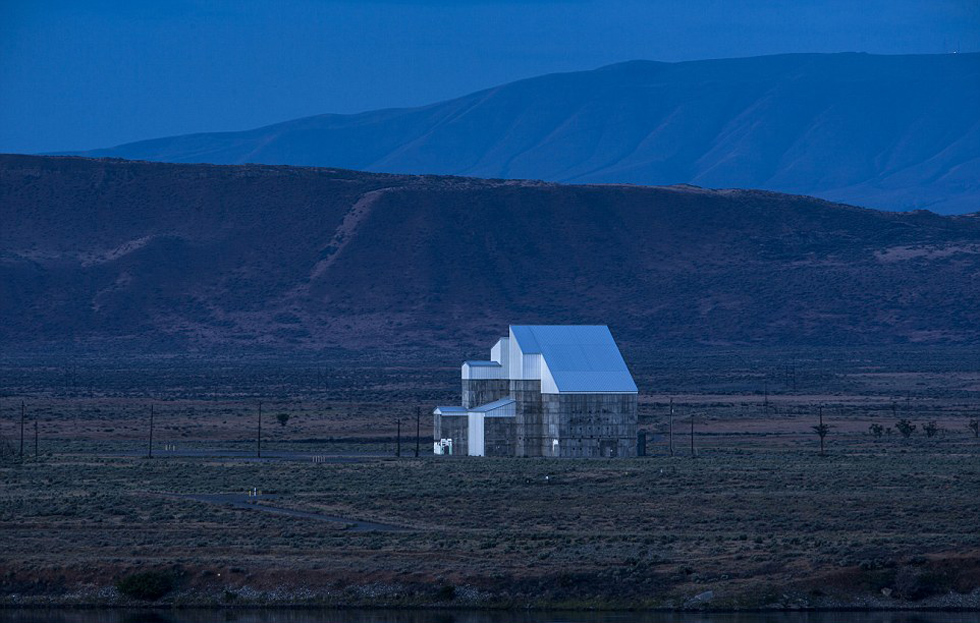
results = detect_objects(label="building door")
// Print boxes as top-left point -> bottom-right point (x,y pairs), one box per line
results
599,439 -> 617,458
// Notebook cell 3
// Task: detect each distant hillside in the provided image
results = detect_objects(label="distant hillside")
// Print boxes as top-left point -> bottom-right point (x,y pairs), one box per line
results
2,155 -> 980,354
74,53 -> 980,215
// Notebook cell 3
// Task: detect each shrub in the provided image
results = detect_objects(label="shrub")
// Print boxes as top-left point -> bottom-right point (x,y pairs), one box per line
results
922,421 -> 939,438
435,584 -> 456,600
116,570 -> 175,601
812,413 -> 831,455
894,567 -> 949,600
0,437 -> 15,464
868,423 -> 884,438
895,419 -> 916,439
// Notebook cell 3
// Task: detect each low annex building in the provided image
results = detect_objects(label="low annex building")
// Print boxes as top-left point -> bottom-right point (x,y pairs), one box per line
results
433,325 -> 638,458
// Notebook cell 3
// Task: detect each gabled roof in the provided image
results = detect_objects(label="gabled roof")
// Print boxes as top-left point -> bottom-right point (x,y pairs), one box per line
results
510,325 -> 637,393
464,360 -> 502,367
433,406 -> 468,415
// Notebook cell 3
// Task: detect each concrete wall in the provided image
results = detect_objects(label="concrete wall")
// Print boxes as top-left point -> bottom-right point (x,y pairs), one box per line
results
462,379 -> 510,409
511,380 -> 547,456
484,416 -> 517,457
546,393 -> 638,458
442,358 -> 638,459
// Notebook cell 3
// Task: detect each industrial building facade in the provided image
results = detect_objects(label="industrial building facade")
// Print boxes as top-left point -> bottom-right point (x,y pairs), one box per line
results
434,325 -> 638,458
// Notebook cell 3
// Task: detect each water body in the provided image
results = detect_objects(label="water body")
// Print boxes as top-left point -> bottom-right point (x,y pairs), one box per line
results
0,611 -> 975,623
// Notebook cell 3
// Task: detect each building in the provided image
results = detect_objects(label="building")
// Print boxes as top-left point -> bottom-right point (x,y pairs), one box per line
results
433,325 -> 638,457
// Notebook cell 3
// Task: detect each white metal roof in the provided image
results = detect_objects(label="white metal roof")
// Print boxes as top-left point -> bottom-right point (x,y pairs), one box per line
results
510,325 -> 637,393
469,397 -> 517,413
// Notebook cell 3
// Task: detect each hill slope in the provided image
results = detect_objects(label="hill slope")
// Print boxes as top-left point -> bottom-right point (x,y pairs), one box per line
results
76,53 -> 980,215
3,155 -> 980,353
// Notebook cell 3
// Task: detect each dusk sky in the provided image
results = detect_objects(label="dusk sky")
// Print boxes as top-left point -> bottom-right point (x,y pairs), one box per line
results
1,0 -> 978,154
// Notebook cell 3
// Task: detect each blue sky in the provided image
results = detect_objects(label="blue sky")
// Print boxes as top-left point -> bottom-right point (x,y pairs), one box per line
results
1,0 -> 977,153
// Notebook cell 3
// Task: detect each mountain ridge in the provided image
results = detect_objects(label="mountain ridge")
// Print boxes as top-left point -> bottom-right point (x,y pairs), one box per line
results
3,154 -> 980,354
70,53 -> 980,215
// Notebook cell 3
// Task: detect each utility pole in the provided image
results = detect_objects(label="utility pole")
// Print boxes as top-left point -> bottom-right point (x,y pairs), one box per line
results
415,406 -> 421,458
813,405 -> 831,457
668,398 -> 674,457
396,418 -> 402,458
20,402 -> 25,461
148,403 -> 154,459
690,413 -> 695,457
819,406 -> 825,456
257,401 -> 263,458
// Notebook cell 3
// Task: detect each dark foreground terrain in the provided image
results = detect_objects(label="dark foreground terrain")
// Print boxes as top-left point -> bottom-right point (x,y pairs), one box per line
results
2,442 -> 978,610
1,350 -> 978,610
1,610 -> 976,623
